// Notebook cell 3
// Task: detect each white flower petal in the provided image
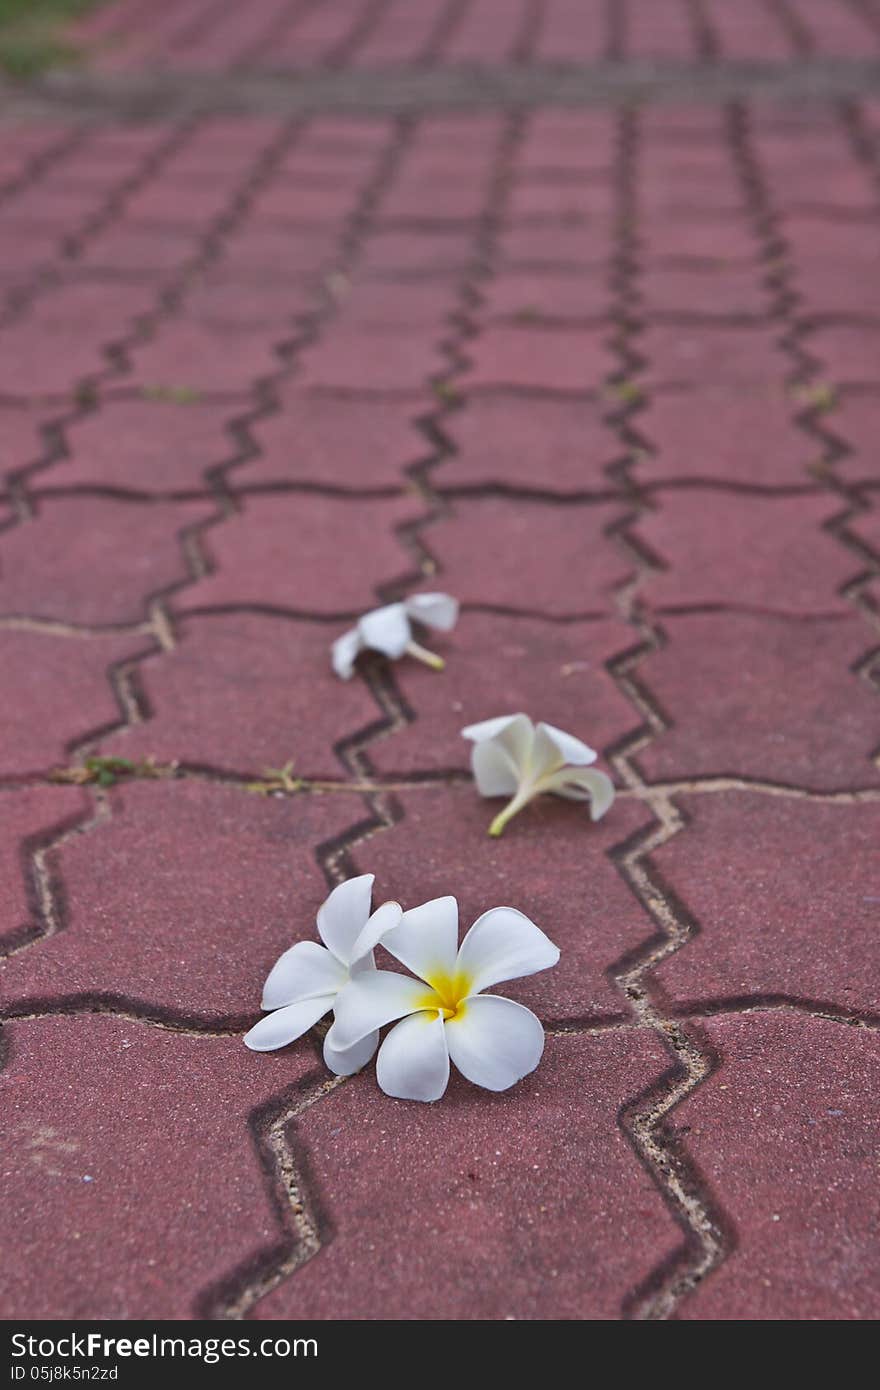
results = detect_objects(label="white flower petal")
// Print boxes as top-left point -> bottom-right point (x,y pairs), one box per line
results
316,873 -> 375,964
323,1028 -> 379,1077
545,765 -> 616,820
445,995 -> 544,1091
331,627 -> 362,679
534,721 -> 597,772
469,738 -> 521,797
243,994 -> 334,1052
376,1011 -> 450,1102
261,940 -> 348,1010
380,896 -> 459,985
348,899 -> 404,973
404,592 -> 459,632
357,603 -> 411,659
461,712 -> 533,754
326,970 -> 432,1050
456,906 -> 560,995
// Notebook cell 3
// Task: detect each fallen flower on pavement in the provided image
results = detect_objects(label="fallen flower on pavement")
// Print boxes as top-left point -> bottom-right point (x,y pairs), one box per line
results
326,896 -> 559,1102
332,592 -> 459,679
462,713 -> 615,837
244,873 -> 401,1076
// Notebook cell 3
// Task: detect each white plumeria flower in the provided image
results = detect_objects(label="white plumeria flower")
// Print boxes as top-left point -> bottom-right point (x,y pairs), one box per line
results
243,873 -> 402,1076
326,897 -> 560,1102
462,713 -> 615,837
332,592 -> 459,679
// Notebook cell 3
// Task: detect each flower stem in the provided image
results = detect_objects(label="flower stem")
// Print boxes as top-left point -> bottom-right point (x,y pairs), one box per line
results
488,787 -> 532,837
406,640 -> 445,671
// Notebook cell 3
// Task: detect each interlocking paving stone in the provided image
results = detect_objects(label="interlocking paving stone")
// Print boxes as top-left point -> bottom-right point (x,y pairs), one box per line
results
250,1028 -> 676,1321
795,261 -> 880,318
497,222 -> 612,270
359,229 -> 474,276
424,497 -> 626,615
77,226 -> 201,273
637,611 -> 880,790
297,326 -> 447,392
806,323 -> 880,387
0,496 -> 216,626
793,0 -> 880,55
322,279 -> 453,329
95,612 -> 380,777
506,177 -> 614,223
177,493 -> 423,614
635,489 -> 854,614
827,392 -> 880,485
627,0 -> 697,61
460,324 -> 613,392
182,274 -> 320,328
120,177 -> 244,225
517,112 -> 616,166
249,179 -> 368,226
0,630 -> 149,777
212,227 -> 336,279
757,166 -> 875,212
439,393 -> 617,491
0,321 -> 113,397
376,176 -> 488,224
704,0 -> 795,59
0,781 -> 359,1022
0,1013 -> 317,1319
128,322 -> 283,393
638,265 -> 770,317
639,324 -> 786,387
652,794 -> 880,1017
369,611 -> 634,776
0,184 -> 112,227
160,119 -> 289,172
479,269 -> 611,322
61,399 -> 228,492
25,278 -> 158,329
780,215 -> 879,269
637,218 -> 757,263
248,392 -> 422,489
674,1014 -> 880,1320
354,783 -> 651,1022
0,406 -> 53,478
0,786 -> 92,955
636,387 -> 810,486
848,500 -> 880,560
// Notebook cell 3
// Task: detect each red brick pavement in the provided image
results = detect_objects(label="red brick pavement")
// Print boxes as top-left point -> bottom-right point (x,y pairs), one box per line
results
1,0 -> 879,1323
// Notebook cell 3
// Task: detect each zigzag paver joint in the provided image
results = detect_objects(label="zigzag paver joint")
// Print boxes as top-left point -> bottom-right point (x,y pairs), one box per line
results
1,0 -> 879,1323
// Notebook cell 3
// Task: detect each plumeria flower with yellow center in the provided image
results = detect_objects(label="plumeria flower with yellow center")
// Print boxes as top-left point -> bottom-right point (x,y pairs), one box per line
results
332,592 -> 459,680
244,873 -> 402,1076
462,712 -> 615,837
326,897 -> 560,1102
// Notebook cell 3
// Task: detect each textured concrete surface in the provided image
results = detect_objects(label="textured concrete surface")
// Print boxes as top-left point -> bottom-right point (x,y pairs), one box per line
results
1,0 -> 879,1323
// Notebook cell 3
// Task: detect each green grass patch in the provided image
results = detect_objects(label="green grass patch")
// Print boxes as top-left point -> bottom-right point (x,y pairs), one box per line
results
0,0 -> 103,78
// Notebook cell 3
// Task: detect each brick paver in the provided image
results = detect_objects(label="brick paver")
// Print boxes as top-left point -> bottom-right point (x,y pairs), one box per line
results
1,0 -> 879,1324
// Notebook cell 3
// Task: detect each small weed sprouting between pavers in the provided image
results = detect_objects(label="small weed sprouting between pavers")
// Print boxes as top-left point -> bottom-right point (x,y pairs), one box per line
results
141,385 -> 203,405
49,756 -> 175,788
606,379 -> 643,405
790,382 -> 836,412
246,761 -> 305,796
73,383 -> 98,409
432,380 -> 461,404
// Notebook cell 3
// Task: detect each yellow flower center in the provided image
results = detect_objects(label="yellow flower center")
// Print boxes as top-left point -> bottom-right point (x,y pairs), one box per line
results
417,968 -> 472,1023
